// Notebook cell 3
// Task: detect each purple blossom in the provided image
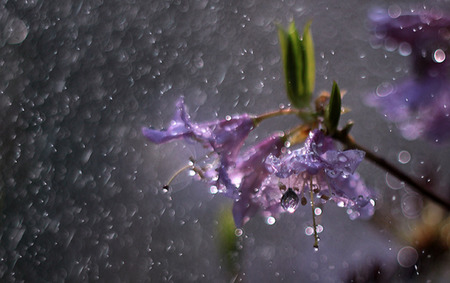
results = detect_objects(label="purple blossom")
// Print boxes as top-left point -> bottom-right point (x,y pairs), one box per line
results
142,97 -> 256,198
265,130 -> 375,220
229,134 -> 286,227
367,9 -> 450,142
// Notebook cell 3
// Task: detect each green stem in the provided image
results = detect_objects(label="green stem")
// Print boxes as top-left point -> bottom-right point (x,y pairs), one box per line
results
333,131 -> 450,210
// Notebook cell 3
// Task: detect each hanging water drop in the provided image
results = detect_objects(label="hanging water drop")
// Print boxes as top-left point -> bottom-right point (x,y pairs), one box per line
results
280,188 -> 300,213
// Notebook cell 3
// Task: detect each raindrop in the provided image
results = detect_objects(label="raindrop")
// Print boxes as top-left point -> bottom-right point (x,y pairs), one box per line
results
376,82 -> 393,97
5,18 -> 28,44
338,155 -> 348,163
235,229 -> 243,237
388,4 -> 402,18
266,216 -> 276,225
398,42 -> 412,56
397,246 -> 418,267
209,185 -> 218,194
398,150 -> 411,164
385,173 -> 405,190
433,49 -> 446,63
314,207 -> 322,216
316,225 -> 323,233
280,188 -> 300,213
305,226 -> 314,236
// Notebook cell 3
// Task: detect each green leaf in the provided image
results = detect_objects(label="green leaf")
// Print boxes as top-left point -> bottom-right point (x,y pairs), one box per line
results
278,22 -> 315,109
325,81 -> 341,134
301,21 -> 315,102
216,206 -> 241,276
278,24 -> 300,108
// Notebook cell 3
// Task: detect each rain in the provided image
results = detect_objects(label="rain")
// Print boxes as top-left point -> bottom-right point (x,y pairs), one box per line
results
1,0 -> 449,282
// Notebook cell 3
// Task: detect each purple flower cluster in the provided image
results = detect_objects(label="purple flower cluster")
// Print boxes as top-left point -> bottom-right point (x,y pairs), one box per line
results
142,97 -> 255,199
263,130 -> 375,221
143,99 -> 374,227
367,9 -> 450,142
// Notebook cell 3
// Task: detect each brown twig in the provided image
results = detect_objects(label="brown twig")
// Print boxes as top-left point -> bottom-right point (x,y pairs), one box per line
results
333,130 -> 450,210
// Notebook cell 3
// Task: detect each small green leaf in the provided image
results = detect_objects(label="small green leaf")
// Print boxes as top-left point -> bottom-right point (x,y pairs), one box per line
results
325,81 -> 341,134
278,22 -> 315,109
216,206 -> 241,276
278,24 -> 301,108
301,21 -> 315,101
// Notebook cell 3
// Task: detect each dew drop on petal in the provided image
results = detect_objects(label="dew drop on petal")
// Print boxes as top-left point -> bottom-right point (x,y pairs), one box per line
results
338,155 -> 348,163
305,226 -> 314,236
280,188 -> 300,213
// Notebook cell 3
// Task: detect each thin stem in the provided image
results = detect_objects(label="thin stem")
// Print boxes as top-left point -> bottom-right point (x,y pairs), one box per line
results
165,163 -> 193,187
310,177 -> 319,249
333,131 -> 450,210
253,108 -> 301,124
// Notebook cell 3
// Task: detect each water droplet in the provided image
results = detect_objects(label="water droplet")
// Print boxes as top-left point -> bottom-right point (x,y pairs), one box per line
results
398,150 -> 411,164
376,82 -> 393,97
338,155 -> 348,162
388,4 -> 402,18
209,185 -> 218,194
280,188 -> 299,213
397,246 -> 418,267
314,207 -> 322,216
433,49 -> 446,63
325,169 -> 339,179
235,229 -> 243,236
305,226 -> 314,236
398,42 -> 412,56
162,185 -> 170,193
266,216 -> 276,225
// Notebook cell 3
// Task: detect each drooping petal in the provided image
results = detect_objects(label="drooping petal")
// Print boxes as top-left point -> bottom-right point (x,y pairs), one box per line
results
327,172 -> 375,220
231,134 -> 285,227
142,97 -> 193,143
142,97 -> 255,154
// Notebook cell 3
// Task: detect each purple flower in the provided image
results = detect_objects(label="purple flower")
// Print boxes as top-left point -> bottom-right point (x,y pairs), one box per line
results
265,130 -> 375,220
229,134 -> 286,227
367,9 -> 450,142
142,97 -> 256,197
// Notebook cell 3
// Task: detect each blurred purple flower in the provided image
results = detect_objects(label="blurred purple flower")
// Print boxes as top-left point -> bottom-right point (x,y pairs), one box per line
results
266,130 -> 375,220
142,97 -> 256,198
367,9 -> 450,142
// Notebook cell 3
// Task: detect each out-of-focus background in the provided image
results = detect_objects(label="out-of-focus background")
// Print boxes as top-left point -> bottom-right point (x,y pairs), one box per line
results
1,0 -> 449,282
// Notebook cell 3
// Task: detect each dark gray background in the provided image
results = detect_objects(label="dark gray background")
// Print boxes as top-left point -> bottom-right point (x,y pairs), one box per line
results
1,0 -> 449,282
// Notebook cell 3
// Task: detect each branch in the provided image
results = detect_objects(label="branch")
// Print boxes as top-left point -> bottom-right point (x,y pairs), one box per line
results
333,131 -> 450,210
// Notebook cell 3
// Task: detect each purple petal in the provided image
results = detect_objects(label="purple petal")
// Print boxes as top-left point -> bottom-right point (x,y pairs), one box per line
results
231,134 -> 285,227
142,97 -> 193,143
327,172 -> 375,219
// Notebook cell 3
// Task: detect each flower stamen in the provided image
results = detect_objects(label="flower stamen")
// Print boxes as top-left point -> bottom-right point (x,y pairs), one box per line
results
309,177 -> 320,250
